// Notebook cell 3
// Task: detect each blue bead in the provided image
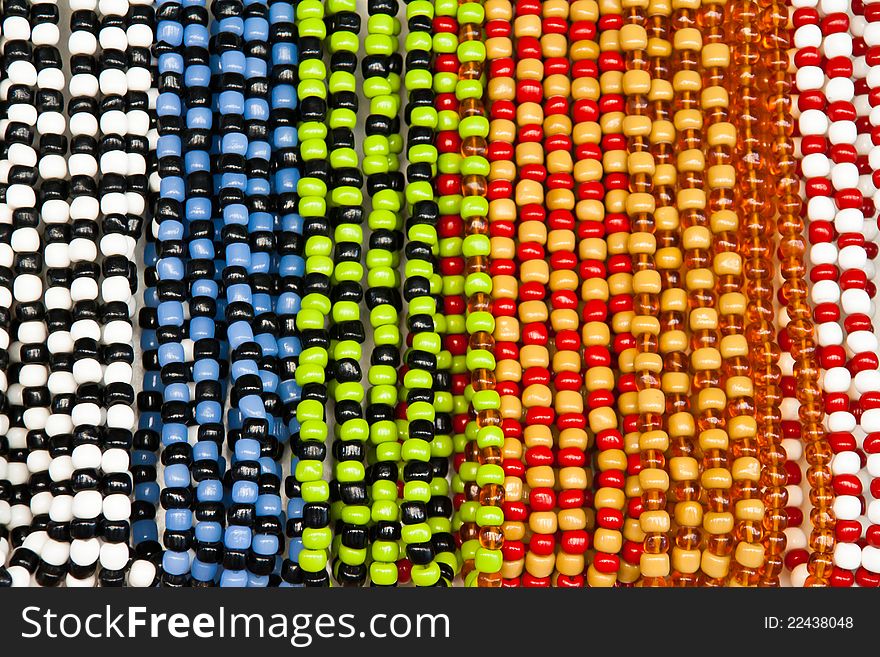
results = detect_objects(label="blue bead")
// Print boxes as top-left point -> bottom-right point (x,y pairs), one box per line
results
230,360 -> 258,382
157,21 -> 183,47
276,291 -> 302,314
286,497 -> 305,517
162,424 -> 188,445
259,370 -> 278,392
219,90 -> 245,115
140,330 -> 158,350
190,316 -> 215,341
157,53 -> 184,75
224,525 -> 252,550
275,167 -> 300,193
197,479 -> 223,503
195,521 -> 222,543
133,519 -> 159,545
189,237 -> 215,259
227,321 -> 254,349
246,573 -> 270,588
185,152 -> 211,177
163,551 -> 191,576
226,283 -> 252,305
247,177 -> 271,197
234,438 -> 261,461
221,172 -> 247,189
256,494 -> 282,517
287,537 -> 304,561
157,219 -> 184,241
184,63 -> 211,88
252,292 -> 271,315
160,176 -> 186,201
281,212 -> 302,232
272,43 -> 296,66
164,463 -> 191,487
156,256 -> 184,280
158,343 -> 185,367
244,55 -> 267,78
220,50 -> 246,74
222,131 -> 248,155
220,570 -> 248,587
190,559 -> 218,582
250,252 -> 271,274
223,203 -> 249,226
193,441 -> 219,461
183,23 -> 209,48
143,288 -> 159,306
244,17 -> 269,40
232,480 -> 258,504
255,333 -> 277,357
279,255 -> 305,278
157,134 -> 181,157
238,394 -> 266,419
132,451 -> 156,466
218,16 -> 244,36
164,382 -> 190,402
157,300 -> 184,326
135,481 -> 160,502
191,279 -> 218,299
271,84 -> 297,110
193,359 -> 220,382
245,100 -> 269,125
269,2 -> 293,22
278,379 -> 300,405
225,244 -> 250,270
195,400 -> 222,423
252,534 -> 278,556
165,508 -> 193,531
144,373 -> 162,392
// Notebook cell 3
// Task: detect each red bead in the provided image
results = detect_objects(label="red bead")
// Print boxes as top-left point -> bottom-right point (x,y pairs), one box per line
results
592,553 -> 620,573
529,487 -> 556,512
525,446 -> 553,468
836,519 -> 863,543
557,447 -> 586,467
596,429 -> 624,451
522,366 -> 550,387
529,534 -> 555,556
595,469 -> 625,489
866,525 -> 880,547
597,508 -> 624,530
560,530 -> 590,555
829,567 -> 855,587
396,558 -> 412,584
784,460 -> 802,485
557,489 -> 585,509
786,506 -> 804,527
502,541 -> 525,561
621,540 -> 642,564
784,549 -> 809,571
856,568 -> 880,587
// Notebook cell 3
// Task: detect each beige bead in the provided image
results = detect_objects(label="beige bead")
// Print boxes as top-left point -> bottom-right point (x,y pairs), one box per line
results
728,415 -> 757,439
659,329 -> 688,354
691,347 -> 721,370
650,120 -> 675,146
491,238 -> 515,262
495,359 -> 521,383
685,268 -> 714,292
550,308 -> 579,331
516,179 -> 544,206
623,516 -> 645,543
547,149 -> 573,174
555,552 -> 585,577
718,292 -> 746,316
558,428 -> 589,451
525,552 -> 556,578
503,521 -> 525,541
558,509 -> 587,532
544,73 -> 571,98
677,188 -> 707,210
671,548 -> 701,575
494,316 -> 520,342
524,424 -> 553,448
487,75 -> 514,98
528,510 -> 558,535
485,0 -> 513,19
701,551 -> 731,579
656,246 -> 683,270
701,467 -> 732,490
545,115 -> 573,138
674,500 -> 703,527
587,567 -> 618,587
515,58 -> 543,81
674,26 -> 702,51
519,344 -> 549,368
735,499 -> 765,522
575,158 -> 603,184
701,85 -> 729,111
593,528 -> 623,555
516,102 -> 544,129
640,553 -> 670,578
662,372 -> 690,394
589,406 -> 618,433
708,165 -> 735,190
634,351 -> 663,373
543,0 -> 571,18
548,229 -> 576,253
582,278 -> 611,302
571,0 -> 599,20
673,69 -> 701,93
703,511 -> 734,535
577,199 -> 605,223
611,310 -> 634,334
622,114 -> 652,137
639,467 -> 670,492
696,387 -> 726,412
640,510 -> 671,534
594,487 -> 626,511
581,321 -> 610,347
514,15 -> 541,37
585,366 -> 614,391
707,121 -> 736,147
490,160 -> 516,183
637,387 -> 665,414
720,334 -> 748,358
503,437 -> 523,461
669,456 -> 699,481
550,269 -> 579,292
667,411 -> 695,439
555,390 -> 583,415
520,259 -> 549,284
522,383 -> 552,409
732,457 -> 761,482
633,269 -> 662,294
499,394 -> 522,420
735,542 -> 766,570
702,43 -> 730,68
518,300 -> 549,323
698,428 -> 728,451
618,561 -> 642,584
559,467 -> 589,491
526,466 -> 555,490
500,560 -> 525,580
714,250 -> 741,275
726,375 -> 753,399
597,448 -> 627,473
552,350 -> 580,374
504,476 -> 522,503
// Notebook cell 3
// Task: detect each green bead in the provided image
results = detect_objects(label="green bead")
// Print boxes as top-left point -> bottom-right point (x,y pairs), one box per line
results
300,346 -> 329,366
403,368 -> 432,391
301,292 -> 331,315
367,365 -> 396,387
298,549 -> 328,573
437,194 -> 461,215
410,106 -> 438,128
331,300 -> 359,323
371,480 -> 398,501
297,176 -> 327,198
476,464 -> 505,488
459,501 -> 479,523
466,348 -> 495,371
428,517 -> 452,535
466,310 -> 495,334
299,137 -> 327,161
472,389 -> 501,412
435,550 -> 460,576
330,147 -> 358,169
464,271 -> 492,297
406,401 -> 434,422
405,181 -> 435,206
403,481 -> 431,503
302,527 -> 332,550
405,69 -> 433,91
371,500 -> 399,522
405,259 -> 433,280
375,440 -> 402,464
407,144 -> 439,165
373,325 -> 401,346
363,134 -> 390,156
334,262 -> 363,283
450,353 -> 467,375
305,235 -> 332,257
460,539 -> 479,562
335,461 -> 365,483
334,223 -> 362,244
300,419 -> 329,443
296,0 -> 324,19
441,274 -> 464,296
298,78 -> 327,100
370,542 -> 399,564
366,249 -> 392,269
388,134 -> 403,154
407,0 -> 433,16
309,255 -> 334,277
437,153 -> 460,175
369,14 -> 399,35
433,391 -> 453,414
370,304 -> 398,328
476,506 -> 504,527
458,115 -> 490,139
373,189 -> 403,211
408,225 -> 437,248
412,332 -> 441,354
336,382 -> 365,404
455,79 -> 484,100
401,523 -> 431,545
337,545 -> 367,566
456,2 -> 484,23
294,362 -> 324,385
436,350 -> 452,371
365,34 -> 394,55
301,480 -> 330,502
369,562 -> 398,585
474,548 -> 503,574
405,31 -> 432,52
368,209 -> 399,230
370,94 -> 399,117
370,420 -> 398,445
329,30 -> 359,53
459,461 -> 479,482
432,31 -> 457,53
362,155 -> 388,175
295,459 -> 323,482
299,121 -> 328,140
410,563 -> 441,587
329,71 -> 356,93
476,425 -> 504,449
401,438 -> 431,462
296,399 -> 324,423
460,195 -> 489,219
327,0 -> 356,12
434,0 -> 457,17
333,340 -> 361,361
460,156 -> 490,177
298,16 -> 327,38
464,420 -> 478,442
331,186 -> 362,207
433,71 -> 458,94
464,571 -> 479,587
408,297 -> 436,316
429,476 -> 450,497
437,109 -> 460,131
363,78 -> 392,98
294,309 -> 323,332
338,418 -> 369,442
457,40 -> 486,63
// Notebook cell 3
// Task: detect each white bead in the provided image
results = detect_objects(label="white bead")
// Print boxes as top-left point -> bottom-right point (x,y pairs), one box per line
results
839,244 -> 868,271
100,542 -> 130,571
69,237 -> 98,263
107,404 -> 135,431
68,31 -> 98,55
101,192 -> 128,216
865,21 -> 880,47
100,150 -> 128,175
862,408 -> 880,433
103,494 -> 131,522
808,195 -> 836,221
71,443 -> 102,470
48,455 -> 73,482
99,0 -> 130,14
36,111 -> 66,138
3,16 -> 31,40
29,490 -> 52,516
861,546 -> 880,574
68,153 -> 98,177
847,330 -> 878,355
794,23 -> 822,48
14,274 -> 43,303
7,143 -> 37,168
71,402 -> 103,428
38,153 -> 68,180
781,438 -> 803,461
801,153 -> 831,177
855,369 -> 880,394
869,500 -> 880,525
99,26 -> 127,50
9,503 -> 32,528
823,31 -> 853,59
44,243 -> 71,268
780,397 -> 799,421
72,358 -> 102,384
49,495 -> 73,523
828,119 -> 857,145
41,539 -> 70,566
103,320 -> 134,344
835,542 -> 862,570
796,66 -> 825,91
787,484 -> 804,508
66,574 -> 97,587
811,279 -> 841,304
8,60 -> 38,87
72,490 -> 103,519
833,494 -> 862,520
22,530 -> 47,555
102,448 -> 130,474
127,109 -> 151,136
99,69 -> 128,95
11,227 -> 40,253
841,288 -> 871,315
867,454 -> 880,478
42,199 -> 70,224
102,276 -> 132,303
31,22 -> 60,46
836,207 -> 867,236
127,67 -> 152,92
785,528 -> 807,553
8,566 -> 31,587
22,407 -> 49,432
127,24 -> 153,48
823,366 -> 852,393
809,241 -> 837,265
69,537 -> 100,566
70,277 -> 99,302
69,111 -> 99,137
128,560 -> 156,587
832,450 -> 862,475
832,162 -> 860,190
71,318 -> 100,341
7,184 -> 37,209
